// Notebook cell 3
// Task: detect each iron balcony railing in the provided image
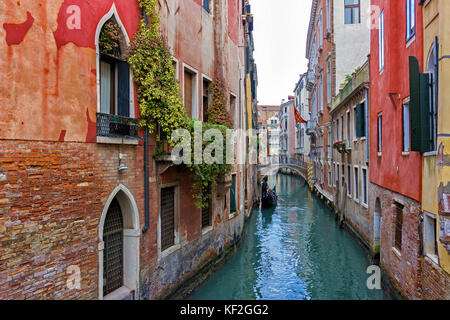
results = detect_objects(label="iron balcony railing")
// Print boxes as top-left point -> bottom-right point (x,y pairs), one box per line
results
306,69 -> 315,92
333,61 -> 369,108
96,113 -> 139,139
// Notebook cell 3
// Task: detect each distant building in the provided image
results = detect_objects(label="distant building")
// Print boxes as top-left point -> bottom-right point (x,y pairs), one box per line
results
279,97 -> 296,164
257,105 -> 280,165
293,73 -> 310,164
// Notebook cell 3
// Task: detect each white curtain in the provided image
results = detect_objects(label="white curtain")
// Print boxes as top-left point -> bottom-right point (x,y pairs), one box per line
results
100,61 -> 112,114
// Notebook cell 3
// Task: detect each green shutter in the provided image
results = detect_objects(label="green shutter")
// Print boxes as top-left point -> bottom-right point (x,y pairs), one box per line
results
117,61 -> 130,117
356,103 -> 365,138
409,56 -> 431,153
230,175 -> 236,213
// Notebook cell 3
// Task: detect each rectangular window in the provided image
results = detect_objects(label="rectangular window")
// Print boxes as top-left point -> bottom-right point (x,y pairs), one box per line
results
362,168 -> 368,206
203,0 -> 211,13
230,174 -> 237,213
184,69 -> 194,118
326,0 -> 331,32
100,56 -> 130,117
354,166 -> 359,201
230,94 -> 237,128
328,169 -> 332,187
319,71 -> 323,112
406,0 -> 415,41
203,78 -> 211,123
347,111 -> 351,145
336,119 -> 339,141
403,103 -> 411,152
345,0 -> 360,24
353,106 -> 357,140
341,115 -> 344,141
347,165 -> 352,197
201,184 -> 212,229
394,202 -> 404,251
423,213 -> 439,262
327,60 -> 332,104
341,164 -> 345,190
379,11 -> 385,71
377,114 -> 382,153
333,163 -> 336,187
161,187 -> 176,251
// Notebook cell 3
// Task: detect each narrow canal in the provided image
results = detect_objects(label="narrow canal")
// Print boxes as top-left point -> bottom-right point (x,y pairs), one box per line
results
189,174 -> 388,300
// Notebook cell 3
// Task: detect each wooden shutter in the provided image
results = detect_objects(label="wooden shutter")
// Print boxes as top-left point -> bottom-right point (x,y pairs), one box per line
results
356,103 -> 365,138
184,71 -> 193,117
201,185 -> 212,229
117,61 -> 130,117
230,175 -> 236,213
409,56 -> 431,153
161,187 -> 175,251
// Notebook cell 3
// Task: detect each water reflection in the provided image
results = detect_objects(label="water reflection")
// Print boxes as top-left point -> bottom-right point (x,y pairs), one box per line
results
189,174 -> 387,300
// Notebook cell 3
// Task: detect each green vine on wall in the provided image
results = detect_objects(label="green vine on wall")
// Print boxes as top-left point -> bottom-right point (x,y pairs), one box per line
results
129,0 -> 232,208
207,77 -> 234,129
99,19 -> 123,58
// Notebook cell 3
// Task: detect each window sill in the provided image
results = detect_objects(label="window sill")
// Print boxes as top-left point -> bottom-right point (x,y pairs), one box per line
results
392,247 -> 402,258
378,152 -> 382,157
229,212 -> 238,220
160,243 -> 181,259
361,202 -> 368,209
104,286 -> 134,300
424,151 -> 437,157
202,226 -> 213,236
97,136 -> 139,145
425,254 -> 439,267
406,35 -> 416,48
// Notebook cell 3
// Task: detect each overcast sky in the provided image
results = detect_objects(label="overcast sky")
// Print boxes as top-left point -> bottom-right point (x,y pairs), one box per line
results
252,0 -> 312,106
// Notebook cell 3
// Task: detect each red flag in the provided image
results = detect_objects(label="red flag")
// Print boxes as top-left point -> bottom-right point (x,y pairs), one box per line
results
294,107 -> 307,123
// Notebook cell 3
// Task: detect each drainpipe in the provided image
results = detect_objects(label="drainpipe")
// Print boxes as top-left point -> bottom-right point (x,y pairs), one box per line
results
142,127 -> 150,233
140,6 -> 150,234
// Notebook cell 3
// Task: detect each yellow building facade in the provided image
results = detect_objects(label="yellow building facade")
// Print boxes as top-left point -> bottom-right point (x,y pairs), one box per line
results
421,0 -> 450,279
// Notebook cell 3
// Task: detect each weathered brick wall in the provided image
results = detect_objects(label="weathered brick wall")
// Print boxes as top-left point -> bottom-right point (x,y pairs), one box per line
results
370,183 -> 421,299
419,257 -> 450,300
0,140 -> 145,299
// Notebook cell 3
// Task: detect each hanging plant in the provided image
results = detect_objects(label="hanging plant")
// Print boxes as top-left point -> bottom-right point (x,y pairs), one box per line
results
129,0 -> 232,208
128,0 -> 187,140
207,77 -> 234,129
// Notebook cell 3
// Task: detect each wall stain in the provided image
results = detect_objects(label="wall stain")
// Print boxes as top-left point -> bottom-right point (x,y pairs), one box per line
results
3,11 -> 34,46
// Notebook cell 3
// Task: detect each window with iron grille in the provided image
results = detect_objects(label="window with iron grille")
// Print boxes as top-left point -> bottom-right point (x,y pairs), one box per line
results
394,202 -> 404,251
103,198 -> 124,296
161,187 -> 175,251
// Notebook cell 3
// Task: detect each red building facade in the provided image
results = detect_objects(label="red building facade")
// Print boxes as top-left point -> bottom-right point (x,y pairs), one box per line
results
369,0 -> 426,299
0,0 -> 253,300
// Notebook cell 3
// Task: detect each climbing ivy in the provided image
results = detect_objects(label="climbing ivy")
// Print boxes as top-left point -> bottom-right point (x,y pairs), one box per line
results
128,0 -> 188,140
129,0 -> 232,208
207,77 -> 234,129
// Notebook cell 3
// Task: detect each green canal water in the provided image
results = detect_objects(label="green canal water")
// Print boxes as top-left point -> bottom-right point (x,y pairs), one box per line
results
188,174 -> 388,300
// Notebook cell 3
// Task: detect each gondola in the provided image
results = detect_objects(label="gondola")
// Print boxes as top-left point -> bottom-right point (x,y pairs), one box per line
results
261,186 -> 278,208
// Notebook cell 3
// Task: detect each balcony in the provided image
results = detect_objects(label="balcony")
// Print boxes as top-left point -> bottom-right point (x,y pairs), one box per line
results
96,113 -> 139,144
333,61 -> 369,110
306,70 -> 315,92
306,120 -> 316,135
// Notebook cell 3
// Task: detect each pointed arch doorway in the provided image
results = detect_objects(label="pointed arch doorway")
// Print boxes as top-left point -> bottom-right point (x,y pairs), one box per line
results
98,185 -> 140,300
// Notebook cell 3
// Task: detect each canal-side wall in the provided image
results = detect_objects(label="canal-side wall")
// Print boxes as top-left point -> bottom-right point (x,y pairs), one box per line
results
141,210 -> 245,300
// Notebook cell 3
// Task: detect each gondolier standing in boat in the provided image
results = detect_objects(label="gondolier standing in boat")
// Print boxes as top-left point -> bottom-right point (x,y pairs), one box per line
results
262,176 -> 269,197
